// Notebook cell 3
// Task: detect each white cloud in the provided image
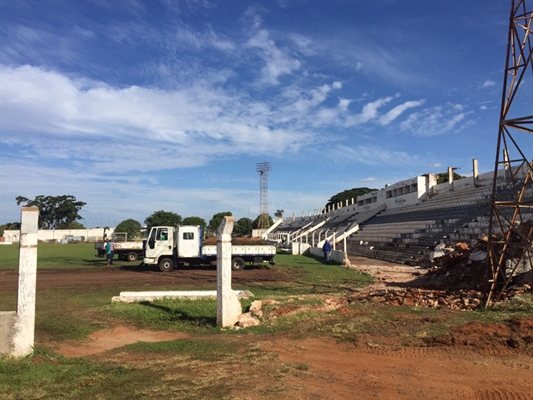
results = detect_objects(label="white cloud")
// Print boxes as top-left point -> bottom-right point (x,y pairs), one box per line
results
175,25 -> 235,51
378,100 -> 426,126
328,145 -> 420,167
245,29 -> 301,85
344,96 -> 394,127
399,103 -> 470,136
0,64 -> 319,164
482,80 -> 496,88
338,98 -> 351,111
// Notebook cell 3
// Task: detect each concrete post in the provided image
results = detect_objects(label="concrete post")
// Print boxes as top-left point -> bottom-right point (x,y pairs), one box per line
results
12,207 -> 39,357
503,149 -> 511,180
473,158 -> 479,186
216,216 -> 241,328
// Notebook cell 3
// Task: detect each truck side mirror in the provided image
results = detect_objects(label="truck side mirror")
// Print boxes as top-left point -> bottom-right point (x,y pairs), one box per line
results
148,239 -> 155,249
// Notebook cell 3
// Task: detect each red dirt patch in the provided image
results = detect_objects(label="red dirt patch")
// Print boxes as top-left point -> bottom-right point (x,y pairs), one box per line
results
52,326 -> 189,357
261,337 -> 533,400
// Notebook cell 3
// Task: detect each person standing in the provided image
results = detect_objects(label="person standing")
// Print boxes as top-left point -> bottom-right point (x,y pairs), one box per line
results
105,238 -> 115,266
322,239 -> 332,263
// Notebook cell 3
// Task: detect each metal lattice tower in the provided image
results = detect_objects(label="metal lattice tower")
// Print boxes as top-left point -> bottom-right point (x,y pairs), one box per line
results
486,0 -> 533,306
256,162 -> 271,230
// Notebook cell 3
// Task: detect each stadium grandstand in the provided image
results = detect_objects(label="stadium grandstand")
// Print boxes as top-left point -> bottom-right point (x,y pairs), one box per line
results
267,159 -> 533,265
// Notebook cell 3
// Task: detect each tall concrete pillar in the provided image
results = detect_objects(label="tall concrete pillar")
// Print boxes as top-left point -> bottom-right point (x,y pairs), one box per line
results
12,207 -> 39,357
216,216 -> 241,328
473,158 -> 479,186
448,166 -> 454,184
503,149 -> 511,180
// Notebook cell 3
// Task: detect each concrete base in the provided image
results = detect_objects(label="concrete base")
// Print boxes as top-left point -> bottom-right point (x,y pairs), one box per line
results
0,311 -> 16,355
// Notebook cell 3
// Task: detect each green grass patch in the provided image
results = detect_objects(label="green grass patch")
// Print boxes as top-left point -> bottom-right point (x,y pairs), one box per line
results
241,253 -> 374,297
0,242 -> 109,270
106,298 -> 219,333
0,348 -> 155,400
0,342 -> 303,400
36,314 -> 97,342
122,337 -> 242,360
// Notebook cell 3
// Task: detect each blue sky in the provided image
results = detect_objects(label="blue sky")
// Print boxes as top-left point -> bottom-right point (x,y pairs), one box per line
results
0,0 -> 528,228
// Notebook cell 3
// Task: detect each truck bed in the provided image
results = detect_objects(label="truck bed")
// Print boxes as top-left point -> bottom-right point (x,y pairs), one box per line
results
95,241 -> 144,250
201,244 -> 276,256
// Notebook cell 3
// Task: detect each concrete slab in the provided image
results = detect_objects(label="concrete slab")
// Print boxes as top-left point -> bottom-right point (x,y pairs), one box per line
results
112,290 -> 253,303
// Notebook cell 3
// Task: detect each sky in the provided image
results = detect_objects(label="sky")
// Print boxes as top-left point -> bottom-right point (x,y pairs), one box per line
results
1,0 -> 530,228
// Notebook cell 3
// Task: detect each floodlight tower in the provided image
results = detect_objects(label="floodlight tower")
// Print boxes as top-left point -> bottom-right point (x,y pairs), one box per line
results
256,162 -> 271,230
486,0 -> 533,306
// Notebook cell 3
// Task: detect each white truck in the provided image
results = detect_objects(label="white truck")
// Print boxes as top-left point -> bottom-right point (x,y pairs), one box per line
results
143,225 -> 276,272
95,241 -> 144,262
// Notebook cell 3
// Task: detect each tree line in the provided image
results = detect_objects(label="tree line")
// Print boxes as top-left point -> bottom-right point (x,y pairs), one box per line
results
5,195 -> 285,239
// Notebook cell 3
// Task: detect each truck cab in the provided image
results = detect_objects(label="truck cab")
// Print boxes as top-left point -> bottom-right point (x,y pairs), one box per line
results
143,226 -> 203,271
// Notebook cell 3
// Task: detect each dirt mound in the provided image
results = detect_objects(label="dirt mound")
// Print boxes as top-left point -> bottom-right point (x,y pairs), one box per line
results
424,317 -> 533,352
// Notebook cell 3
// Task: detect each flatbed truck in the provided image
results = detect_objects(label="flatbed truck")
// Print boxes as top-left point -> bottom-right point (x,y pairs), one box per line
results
143,225 -> 276,272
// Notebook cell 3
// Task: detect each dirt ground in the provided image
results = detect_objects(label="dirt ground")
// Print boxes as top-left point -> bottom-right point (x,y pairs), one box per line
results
2,259 -> 533,399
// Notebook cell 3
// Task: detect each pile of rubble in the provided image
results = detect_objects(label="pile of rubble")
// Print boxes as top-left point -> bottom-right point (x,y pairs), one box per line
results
424,238 -> 532,292
346,237 -> 532,310
424,241 -> 489,291
347,287 -> 485,310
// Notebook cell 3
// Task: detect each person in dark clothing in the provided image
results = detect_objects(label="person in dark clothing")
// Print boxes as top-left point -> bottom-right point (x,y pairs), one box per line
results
322,240 -> 332,263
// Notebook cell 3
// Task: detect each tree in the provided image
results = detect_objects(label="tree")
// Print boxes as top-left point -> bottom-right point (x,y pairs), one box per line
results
234,217 -> 253,237
114,219 -> 142,241
0,222 -> 21,235
144,210 -> 182,229
208,211 -> 232,233
252,213 -> 273,229
15,195 -> 86,229
182,216 -> 207,227
274,209 -> 284,219
325,188 -> 376,210
436,171 -> 465,185
69,221 -> 85,229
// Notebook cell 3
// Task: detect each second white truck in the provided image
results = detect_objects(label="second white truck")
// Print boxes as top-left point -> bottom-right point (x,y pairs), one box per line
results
95,240 -> 145,262
143,225 -> 276,272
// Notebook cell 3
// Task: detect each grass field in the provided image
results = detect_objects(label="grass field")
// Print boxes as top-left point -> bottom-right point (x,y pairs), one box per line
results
0,242 -> 117,270
1,244 -> 532,399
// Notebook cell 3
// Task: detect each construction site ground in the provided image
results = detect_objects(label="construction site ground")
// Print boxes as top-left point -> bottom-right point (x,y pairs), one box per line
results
1,257 -> 532,399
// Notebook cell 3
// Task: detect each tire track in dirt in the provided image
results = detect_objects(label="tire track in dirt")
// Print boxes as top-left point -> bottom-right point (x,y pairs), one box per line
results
476,388 -> 533,400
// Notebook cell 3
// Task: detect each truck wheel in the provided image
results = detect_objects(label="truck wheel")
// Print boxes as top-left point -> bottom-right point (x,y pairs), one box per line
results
126,252 -> 138,262
232,257 -> 246,271
159,258 -> 174,272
